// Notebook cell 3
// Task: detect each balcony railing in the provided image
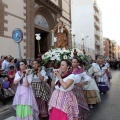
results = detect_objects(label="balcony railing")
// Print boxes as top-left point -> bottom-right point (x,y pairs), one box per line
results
94,30 -> 100,38
94,20 -> 100,30
94,1 -> 99,12
94,10 -> 99,21
95,40 -> 100,47
109,45 -> 112,48
95,50 -> 100,55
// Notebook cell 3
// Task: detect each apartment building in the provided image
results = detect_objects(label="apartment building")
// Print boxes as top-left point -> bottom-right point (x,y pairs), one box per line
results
103,38 -> 118,60
71,0 -> 103,59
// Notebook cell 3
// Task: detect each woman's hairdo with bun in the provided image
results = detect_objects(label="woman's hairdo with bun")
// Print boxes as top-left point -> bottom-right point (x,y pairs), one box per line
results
61,59 -> 71,66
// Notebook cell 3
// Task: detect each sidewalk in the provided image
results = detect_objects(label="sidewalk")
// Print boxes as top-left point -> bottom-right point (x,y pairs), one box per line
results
4,116 -> 16,120
0,99 -> 12,115
0,99 -> 16,120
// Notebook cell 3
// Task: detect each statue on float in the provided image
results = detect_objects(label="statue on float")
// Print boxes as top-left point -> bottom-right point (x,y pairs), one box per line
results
40,19 -> 91,69
53,20 -> 68,49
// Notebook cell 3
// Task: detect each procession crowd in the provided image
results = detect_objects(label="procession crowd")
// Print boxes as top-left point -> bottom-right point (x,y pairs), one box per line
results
109,59 -> 120,70
0,54 -> 111,120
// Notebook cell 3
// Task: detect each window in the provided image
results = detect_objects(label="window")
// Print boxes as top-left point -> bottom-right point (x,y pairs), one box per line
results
35,14 -> 49,29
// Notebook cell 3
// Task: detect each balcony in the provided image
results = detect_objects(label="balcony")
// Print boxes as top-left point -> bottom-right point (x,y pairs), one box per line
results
94,1 -> 99,12
109,45 -> 112,48
95,50 -> 100,55
95,40 -> 100,47
94,20 -> 100,30
109,51 -> 112,53
94,11 -> 99,21
94,30 -> 100,38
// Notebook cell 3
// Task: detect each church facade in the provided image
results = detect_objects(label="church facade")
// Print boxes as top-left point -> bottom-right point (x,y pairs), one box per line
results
0,0 -> 71,59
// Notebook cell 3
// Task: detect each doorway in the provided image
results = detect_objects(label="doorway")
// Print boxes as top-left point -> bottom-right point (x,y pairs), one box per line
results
35,28 -> 49,58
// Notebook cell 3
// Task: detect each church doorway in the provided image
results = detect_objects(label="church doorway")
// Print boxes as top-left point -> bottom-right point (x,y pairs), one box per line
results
34,9 -> 55,58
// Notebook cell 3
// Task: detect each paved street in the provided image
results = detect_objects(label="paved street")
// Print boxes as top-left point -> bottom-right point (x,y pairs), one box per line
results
0,98 -> 15,120
0,70 -> 120,120
89,70 -> 120,120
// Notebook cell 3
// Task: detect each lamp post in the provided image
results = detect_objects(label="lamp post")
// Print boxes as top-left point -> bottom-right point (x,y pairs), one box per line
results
85,36 -> 89,42
71,30 -> 77,57
81,34 -> 86,54
54,37 -> 57,49
35,33 -> 41,60
72,31 -> 76,48
85,36 -> 89,53
51,30 -> 54,47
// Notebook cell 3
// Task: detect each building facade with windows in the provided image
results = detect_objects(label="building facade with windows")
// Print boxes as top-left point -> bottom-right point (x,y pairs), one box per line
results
103,37 -> 118,60
118,46 -> 120,59
71,0 -> 103,59
0,0 -> 71,59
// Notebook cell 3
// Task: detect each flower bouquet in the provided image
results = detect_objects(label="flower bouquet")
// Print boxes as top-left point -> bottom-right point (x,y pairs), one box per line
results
41,48 -> 91,68
41,48 -> 71,68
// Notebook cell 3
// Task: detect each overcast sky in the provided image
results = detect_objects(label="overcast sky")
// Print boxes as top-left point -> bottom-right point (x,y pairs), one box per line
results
97,0 -> 120,45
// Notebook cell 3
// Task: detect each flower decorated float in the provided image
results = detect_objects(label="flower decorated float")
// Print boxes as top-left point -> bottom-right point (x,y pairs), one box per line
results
41,48 -> 91,69
38,20 -> 91,69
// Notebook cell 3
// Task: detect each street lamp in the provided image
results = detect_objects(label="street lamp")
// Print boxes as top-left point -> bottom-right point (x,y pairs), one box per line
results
81,34 -> 86,54
70,29 -> 77,57
72,31 -> 76,48
85,36 -> 89,52
51,30 -> 54,47
54,37 -> 57,42
35,33 -> 41,53
35,33 -> 41,60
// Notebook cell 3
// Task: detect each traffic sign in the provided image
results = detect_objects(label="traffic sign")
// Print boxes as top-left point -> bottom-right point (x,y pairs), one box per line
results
12,28 -> 23,43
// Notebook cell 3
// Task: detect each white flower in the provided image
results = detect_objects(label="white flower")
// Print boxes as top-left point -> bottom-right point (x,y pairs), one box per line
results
45,52 -> 52,57
56,57 -> 61,61
51,52 -> 55,56
55,52 -> 60,57
63,55 -> 68,59
69,56 -> 73,59
42,55 -> 45,59
50,56 -> 56,61
62,49 -> 70,53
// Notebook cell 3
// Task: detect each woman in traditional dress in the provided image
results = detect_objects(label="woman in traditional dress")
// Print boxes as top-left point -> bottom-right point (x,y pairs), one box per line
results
97,56 -> 110,94
104,60 -> 112,82
72,58 -> 90,120
83,60 -> 101,108
31,60 -> 51,120
49,59 -> 79,120
13,60 -> 39,120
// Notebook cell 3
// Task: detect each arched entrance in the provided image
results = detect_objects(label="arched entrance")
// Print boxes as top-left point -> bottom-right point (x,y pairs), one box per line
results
34,6 -> 55,58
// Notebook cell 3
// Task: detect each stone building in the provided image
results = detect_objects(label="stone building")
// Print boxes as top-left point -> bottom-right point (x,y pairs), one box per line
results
0,0 -> 71,59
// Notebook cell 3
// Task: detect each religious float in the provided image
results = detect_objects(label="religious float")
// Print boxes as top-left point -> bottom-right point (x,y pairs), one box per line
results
37,20 -> 91,69
41,48 -> 91,69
